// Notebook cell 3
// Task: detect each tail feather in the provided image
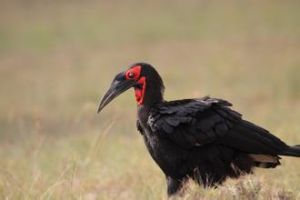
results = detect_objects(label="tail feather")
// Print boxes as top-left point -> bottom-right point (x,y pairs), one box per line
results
280,145 -> 300,157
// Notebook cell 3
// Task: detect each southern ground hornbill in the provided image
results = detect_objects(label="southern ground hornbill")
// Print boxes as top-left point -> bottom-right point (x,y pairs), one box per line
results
98,63 -> 300,196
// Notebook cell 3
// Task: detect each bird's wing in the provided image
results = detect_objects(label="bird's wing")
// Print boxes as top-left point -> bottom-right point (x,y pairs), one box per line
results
148,96 -> 287,154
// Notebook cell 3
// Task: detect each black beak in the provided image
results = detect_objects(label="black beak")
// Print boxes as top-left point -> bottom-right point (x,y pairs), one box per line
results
97,73 -> 136,113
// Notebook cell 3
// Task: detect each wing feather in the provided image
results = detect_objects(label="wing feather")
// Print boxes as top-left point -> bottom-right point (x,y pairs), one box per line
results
148,97 -> 288,154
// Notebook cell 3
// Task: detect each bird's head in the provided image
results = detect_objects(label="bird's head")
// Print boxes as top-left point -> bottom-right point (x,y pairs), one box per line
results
98,63 -> 164,113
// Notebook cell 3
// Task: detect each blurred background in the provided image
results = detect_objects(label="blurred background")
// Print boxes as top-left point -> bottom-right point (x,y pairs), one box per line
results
0,0 -> 300,199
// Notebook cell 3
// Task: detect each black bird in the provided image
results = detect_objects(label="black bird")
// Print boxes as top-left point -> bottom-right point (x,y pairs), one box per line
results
98,63 -> 300,196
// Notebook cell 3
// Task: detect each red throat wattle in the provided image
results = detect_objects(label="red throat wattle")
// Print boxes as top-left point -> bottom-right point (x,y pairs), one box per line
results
135,77 -> 146,105
125,66 -> 146,105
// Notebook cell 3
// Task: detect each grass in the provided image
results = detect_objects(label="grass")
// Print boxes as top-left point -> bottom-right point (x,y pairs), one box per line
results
0,0 -> 300,199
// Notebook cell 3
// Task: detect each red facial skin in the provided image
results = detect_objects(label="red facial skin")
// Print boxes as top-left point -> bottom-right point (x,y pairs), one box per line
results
125,66 -> 146,105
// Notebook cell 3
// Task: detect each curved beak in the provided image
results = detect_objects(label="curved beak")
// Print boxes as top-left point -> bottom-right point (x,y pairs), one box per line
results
97,73 -> 136,113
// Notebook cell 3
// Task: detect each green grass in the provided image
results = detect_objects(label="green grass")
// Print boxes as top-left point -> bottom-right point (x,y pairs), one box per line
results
0,0 -> 300,199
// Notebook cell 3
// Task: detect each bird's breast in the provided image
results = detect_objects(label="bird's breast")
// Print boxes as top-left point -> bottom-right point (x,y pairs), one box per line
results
137,107 -> 188,177
141,126 -> 188,177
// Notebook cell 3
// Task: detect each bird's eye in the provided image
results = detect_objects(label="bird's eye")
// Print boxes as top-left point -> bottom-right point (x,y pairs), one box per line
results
128,72 -> 135,79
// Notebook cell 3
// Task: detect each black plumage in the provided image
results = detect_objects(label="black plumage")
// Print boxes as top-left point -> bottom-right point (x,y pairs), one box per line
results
98,63 -> 300,196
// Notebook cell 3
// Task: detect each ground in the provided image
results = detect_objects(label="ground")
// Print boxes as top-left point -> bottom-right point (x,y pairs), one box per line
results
0,0 -> 300,199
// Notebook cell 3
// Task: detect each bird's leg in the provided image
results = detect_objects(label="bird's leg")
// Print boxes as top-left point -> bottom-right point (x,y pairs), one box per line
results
166,176 -> 186,197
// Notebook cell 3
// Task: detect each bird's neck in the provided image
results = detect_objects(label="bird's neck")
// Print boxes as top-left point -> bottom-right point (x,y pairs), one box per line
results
134,80 -> 164,108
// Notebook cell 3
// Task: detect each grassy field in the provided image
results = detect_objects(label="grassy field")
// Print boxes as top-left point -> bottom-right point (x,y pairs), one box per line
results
1,0 -> 300,199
